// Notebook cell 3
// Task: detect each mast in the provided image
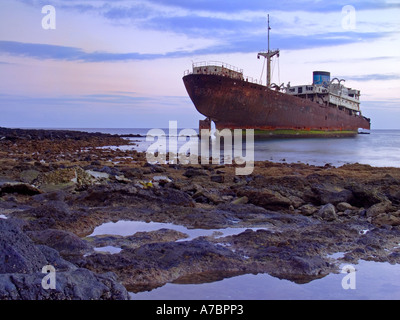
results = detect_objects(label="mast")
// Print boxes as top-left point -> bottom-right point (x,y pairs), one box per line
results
258,14 -> 280,87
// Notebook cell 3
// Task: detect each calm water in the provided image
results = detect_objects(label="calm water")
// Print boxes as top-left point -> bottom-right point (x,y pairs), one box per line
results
77,128 -> 400,168
131,261 -> 400,300
75,128 -> 400,299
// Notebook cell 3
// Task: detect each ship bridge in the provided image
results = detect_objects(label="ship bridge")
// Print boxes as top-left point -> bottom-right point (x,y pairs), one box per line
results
285,71 -> 362,115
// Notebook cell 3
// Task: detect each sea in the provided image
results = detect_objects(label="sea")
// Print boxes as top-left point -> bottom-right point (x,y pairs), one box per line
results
69,128 -> 400,299
77,128 -> 400,168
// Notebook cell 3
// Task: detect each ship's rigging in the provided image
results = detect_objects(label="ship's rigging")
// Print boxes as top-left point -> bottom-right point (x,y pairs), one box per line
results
257,14 -> 280,88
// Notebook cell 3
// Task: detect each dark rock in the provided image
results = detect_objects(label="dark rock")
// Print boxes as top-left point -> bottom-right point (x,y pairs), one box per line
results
366,200 -> 393,217
315,204 -> 337,221
152,188 -> 195,207
0,219 -> 48,274
299,204 -> 318,216
0,183 -> 42,196
27,229 -> 92,257
347,184 -> 386,208
372,212 -> 400,227
312,184 -> 353,205
17,201 -> 74,231
336,202 -> 356,212
237,187 -> 292,211
87,228 -> 189,250
210,175 -> 224,183
36,245 -> 77,271
80,239 -> 245,292
183,168 -> 208,178
0,269 -> 129,300
142,163 -> 166,173
0,217 -> 128,300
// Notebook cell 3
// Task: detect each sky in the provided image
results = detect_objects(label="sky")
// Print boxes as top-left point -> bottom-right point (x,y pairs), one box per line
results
0,0 -> 399,129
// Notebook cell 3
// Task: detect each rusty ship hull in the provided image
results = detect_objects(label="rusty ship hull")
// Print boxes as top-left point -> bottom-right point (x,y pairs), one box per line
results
183,73 -> 371,134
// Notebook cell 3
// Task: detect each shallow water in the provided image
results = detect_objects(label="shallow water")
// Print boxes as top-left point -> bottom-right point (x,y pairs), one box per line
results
90,220 -> 400,300
131,260 -> 400,300
90,220 -> 263,243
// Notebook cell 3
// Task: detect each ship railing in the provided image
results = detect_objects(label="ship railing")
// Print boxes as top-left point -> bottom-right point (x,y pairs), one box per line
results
184,61 -> 261,85
192,61 -> 244,74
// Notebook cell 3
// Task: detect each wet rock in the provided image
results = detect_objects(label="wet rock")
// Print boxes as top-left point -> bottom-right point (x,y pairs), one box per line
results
0,269 -> 129,300
142,163 -> 166,173
183,168 -> 208,178
0,183 -> 42,196
87,228 -> 189,250
80,239 -> 246,292
210,175 -> 224,183
315,204 -> 337,221
372,211 -> 400,227
19,170 -> 41,184
34,167 -> 95,191
36,245 -> 77,271
336,202 -> 356,212
114,175 -> 131,183
386,185 -> 400,205
347,184 -> 386,208
123,168 -> 144,179
312,184 -> 353,205
152,188 -> 196,207
299,203 -> 318,216
27,229 -> 92,257
237,187 -> 292,211
231,196 -> 249,205
0,216 -> 128,300
152,176 -> 172,183
86,170 -> 110,181
366,200 -> 393,218
0,219 -> 48,274
13,200 -> 94,236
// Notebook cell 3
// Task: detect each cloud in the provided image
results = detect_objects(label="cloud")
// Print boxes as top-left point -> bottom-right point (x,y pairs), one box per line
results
0,41 -> 170,62
145,0 -> 400,13
343,73 -> 400,82
0,92 -> 191,108
0,26 -> 390,63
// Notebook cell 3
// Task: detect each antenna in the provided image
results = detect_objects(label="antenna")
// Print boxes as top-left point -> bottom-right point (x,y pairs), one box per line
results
258,15 -> 280,87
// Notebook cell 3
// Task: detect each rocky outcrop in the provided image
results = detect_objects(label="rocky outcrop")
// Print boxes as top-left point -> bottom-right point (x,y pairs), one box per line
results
0,218 -> 128,300
1,128 -> 400,299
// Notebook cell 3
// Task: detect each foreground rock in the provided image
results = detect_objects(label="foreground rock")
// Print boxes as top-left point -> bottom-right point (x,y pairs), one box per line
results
0,218 -> 128,300
1,127 -> 400,299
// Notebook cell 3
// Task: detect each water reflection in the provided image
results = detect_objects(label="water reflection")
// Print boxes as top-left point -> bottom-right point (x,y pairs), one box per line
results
131,260 -> 400,300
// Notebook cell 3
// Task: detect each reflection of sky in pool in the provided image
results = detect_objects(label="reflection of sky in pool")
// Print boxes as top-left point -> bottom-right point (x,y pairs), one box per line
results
90,220 -> 400,300
90,220 -> 264,242
132,260 -> 400,300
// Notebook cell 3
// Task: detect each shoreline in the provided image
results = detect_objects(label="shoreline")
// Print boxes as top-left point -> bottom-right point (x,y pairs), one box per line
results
1,127 -> 400,299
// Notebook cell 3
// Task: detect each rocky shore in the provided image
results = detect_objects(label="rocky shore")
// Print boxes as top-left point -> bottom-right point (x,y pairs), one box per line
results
1,127 -> 400,299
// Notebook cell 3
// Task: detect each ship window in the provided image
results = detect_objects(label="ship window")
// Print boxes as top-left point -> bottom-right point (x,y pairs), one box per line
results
298,87 -> 303,94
